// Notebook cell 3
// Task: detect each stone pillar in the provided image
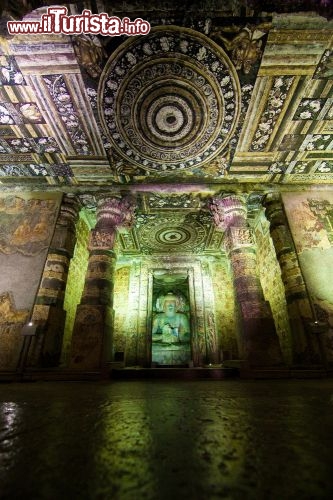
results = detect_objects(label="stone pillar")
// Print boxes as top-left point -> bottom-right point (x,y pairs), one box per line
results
29,194 -> 80,367
263,192 -> 321,364
201,259 -> 220,364
210,194 -> 283,366
188,267 -> 205,366
70,194 -> 135,371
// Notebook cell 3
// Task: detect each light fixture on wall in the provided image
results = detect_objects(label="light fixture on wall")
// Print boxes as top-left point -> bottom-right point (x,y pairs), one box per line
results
18,318 -> 37,376
21,320 -> 37,336
309,319 -> 329,370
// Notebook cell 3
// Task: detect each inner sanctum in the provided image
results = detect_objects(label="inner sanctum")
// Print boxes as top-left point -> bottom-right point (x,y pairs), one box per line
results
48,190 -> 328,373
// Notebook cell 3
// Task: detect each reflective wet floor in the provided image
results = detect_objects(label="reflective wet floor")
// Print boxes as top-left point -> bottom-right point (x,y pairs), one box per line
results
1,379 -> 333,500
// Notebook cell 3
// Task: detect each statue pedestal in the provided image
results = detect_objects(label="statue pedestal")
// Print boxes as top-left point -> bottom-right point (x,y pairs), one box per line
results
152,343 -> 191,366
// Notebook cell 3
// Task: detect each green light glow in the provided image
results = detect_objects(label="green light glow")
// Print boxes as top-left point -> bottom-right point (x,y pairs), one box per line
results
62,213 -> 90,365
255,212 -> 293,364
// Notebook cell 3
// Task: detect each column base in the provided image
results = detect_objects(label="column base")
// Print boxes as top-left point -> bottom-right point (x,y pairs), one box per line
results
242,316 -> 284,367
69,304 -> 112,371
28,306 -> 66,368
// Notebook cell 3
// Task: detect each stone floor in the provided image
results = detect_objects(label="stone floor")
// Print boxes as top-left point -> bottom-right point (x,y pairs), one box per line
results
1,379 -> 333,500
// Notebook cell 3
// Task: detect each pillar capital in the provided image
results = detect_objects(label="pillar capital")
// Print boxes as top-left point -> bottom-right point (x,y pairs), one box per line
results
96,194 -> 135,230
263,192 -> 286,228
90,194 -> 136,251
57,194 -> 81,226
50,194 -> 81,254
210,194 -> 247,230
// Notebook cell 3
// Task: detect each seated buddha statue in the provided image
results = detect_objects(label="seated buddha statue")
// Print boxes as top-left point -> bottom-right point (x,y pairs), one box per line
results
152,292 -> 190,344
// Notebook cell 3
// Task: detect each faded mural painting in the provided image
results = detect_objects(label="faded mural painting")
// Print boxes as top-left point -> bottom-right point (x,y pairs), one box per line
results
0,196 -> 58,255
0,195 -> 61,370
283,192 -> 333,361
0,292 -> 29,370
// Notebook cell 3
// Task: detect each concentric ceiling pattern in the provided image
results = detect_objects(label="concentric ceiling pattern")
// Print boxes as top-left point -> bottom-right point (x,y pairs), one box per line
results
99,26 -> 241,172
136,214 -> 208,253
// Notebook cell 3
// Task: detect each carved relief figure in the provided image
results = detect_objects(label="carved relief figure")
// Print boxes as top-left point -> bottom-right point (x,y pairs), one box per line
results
72,34 -> 106,78
211,26 -> 266,74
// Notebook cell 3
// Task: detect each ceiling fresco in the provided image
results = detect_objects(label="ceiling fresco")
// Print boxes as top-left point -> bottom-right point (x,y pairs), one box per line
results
99,26 -> 241,174
0,0 -> 332,189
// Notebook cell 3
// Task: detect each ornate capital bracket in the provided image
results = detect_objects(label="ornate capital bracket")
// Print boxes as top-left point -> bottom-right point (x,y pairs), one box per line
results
89,229 -> 116,251
87,194 -> 136,251
96,194 -> 135,230
209,193 -> 248,230
225,226 -> 255,252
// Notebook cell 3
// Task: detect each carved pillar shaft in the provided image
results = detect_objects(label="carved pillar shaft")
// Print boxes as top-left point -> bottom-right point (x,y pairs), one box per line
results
188,267 -> 203,366
29,194 -> 80,367
70,194 -> 135,371
210,194 -> 283,366
201,260 -> 220,364
263,193 -> 320,364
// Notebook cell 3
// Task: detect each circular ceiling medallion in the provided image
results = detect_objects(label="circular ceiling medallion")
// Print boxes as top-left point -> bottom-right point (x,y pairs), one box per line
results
137,215 -> 207,253
155,227 -> 191,245
99,26 -> 241,172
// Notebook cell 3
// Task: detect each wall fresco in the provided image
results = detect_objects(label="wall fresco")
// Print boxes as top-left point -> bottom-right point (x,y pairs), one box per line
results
0,292 -> 29,370
0,193 -> 60,371
0,292 -> 29,324
0,196 -> 58,255
283,193 -> 333,253
283,192 -> 333,362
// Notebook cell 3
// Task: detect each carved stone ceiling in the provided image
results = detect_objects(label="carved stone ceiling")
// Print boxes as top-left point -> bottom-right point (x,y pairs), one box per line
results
1,1 -> 333,254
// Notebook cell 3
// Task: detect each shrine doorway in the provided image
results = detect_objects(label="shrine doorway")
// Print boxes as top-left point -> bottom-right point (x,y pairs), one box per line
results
151,271 -> 191,366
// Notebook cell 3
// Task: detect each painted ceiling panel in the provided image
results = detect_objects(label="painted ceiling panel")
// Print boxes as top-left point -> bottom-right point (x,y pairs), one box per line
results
0,1 -> 332,190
